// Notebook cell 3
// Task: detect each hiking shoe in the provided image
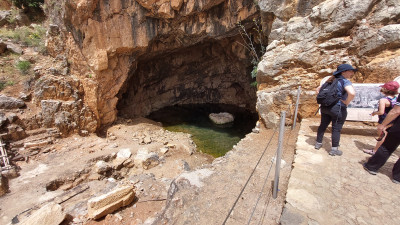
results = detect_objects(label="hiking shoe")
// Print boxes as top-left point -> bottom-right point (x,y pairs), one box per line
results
363,163 -> 377,175
329,149 -> 343,156
392,179 -> 400,184
314,142 -> 323,150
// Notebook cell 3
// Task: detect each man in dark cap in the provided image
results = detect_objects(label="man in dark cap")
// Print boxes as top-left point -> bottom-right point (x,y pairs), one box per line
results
315,63 -> 357,156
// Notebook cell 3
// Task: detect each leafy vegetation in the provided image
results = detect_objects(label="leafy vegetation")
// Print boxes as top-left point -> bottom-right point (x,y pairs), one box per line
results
0,80 -> 15,91
237,19 -> 266,87
15,60 -> 31,74
12,0 -> 44,10
0,24 -> 46,52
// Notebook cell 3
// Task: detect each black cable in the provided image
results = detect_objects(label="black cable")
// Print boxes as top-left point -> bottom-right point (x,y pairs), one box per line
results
222,128 -> 277,225
247,155 -> 275,225
249,104 -> 293,224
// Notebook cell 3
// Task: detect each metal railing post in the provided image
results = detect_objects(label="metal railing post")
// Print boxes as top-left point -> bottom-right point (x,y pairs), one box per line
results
273,111 -> 286,199
292,86 -> 301,130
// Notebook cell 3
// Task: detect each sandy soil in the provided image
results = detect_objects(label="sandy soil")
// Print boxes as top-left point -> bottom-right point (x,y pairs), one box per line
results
0,117 -> 217,224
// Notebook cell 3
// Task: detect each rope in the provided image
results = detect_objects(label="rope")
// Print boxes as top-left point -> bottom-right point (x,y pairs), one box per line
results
257,186 -> 273,225
222,128 -> 278,225
261,111 -> 296,224
246,155 -> 275,225
247,103 -> 294,224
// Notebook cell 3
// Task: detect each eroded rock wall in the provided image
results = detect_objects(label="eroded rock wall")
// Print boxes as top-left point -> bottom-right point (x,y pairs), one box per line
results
43,0 -> 400,131
256,0 -> 400,127
47,0 -> 258,127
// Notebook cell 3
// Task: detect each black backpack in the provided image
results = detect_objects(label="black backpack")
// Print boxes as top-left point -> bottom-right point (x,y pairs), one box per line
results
316,78 -> 344,107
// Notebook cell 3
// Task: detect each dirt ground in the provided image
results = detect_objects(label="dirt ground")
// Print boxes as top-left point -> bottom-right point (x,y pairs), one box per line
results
0,117 -> 214,224
0,116 -> 299,224
0,39 -> 298,225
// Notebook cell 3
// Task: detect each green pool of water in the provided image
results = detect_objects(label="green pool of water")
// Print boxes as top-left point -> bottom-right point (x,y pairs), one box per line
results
147,104 -> 258,157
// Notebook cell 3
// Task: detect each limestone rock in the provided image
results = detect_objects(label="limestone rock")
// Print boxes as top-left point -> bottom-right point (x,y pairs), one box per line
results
159,146 -> 169,154
5,42 -> 23,54
40,0 -> 400,132
87,185 -> 135,219
134,148 -> 160,170
175,169 -> 214,188
255,0 -> 400,126
19,202 -> 66,225
209,112 -> 234,125
88,49 -> 108,71
171,0 -> 184,11
116,148 -> 132,160
359,24 -> 400,56
35,76 -> 98,135
0,11 -> 11,26
280,204 -> 306,225
56,0 -> 258,127
95,161 -> 112,175
0,95 -> 25,109
129,173 -> 170,202
142,154 -> 160,170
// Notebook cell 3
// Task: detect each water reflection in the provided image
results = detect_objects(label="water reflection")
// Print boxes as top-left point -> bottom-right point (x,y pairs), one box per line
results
147,104 -> 258,157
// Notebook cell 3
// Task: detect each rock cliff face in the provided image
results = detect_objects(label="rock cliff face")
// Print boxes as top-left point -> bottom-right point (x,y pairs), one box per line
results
45,0 -> 259,128
256,0 -> 400,127
44,0 -> 400,129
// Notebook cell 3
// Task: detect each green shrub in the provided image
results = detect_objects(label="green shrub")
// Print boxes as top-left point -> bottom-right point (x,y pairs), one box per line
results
0,25 -> 46,52
0,80 -> 15,91
6,8 -> 19,24
16,60 -> 31,74
237,19 -> 266,88
12,0 -> 44,10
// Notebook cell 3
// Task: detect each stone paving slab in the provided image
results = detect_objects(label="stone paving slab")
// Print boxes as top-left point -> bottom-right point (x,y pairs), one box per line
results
282,118 -> 400,225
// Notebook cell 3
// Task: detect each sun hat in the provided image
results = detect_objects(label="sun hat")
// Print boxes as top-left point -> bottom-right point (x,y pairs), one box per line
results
380,81 -> 399,92
333,64 -> 357,76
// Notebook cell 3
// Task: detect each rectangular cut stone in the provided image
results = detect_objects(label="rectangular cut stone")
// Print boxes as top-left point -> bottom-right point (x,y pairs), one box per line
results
19,203 -> 66,225
87,185 -> 135,219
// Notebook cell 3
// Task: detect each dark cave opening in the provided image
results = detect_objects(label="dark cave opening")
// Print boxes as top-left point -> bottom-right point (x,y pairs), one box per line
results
116,36 -> 258,119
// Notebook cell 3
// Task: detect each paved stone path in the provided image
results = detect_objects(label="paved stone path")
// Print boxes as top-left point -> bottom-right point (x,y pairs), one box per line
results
282,118 -> 400,225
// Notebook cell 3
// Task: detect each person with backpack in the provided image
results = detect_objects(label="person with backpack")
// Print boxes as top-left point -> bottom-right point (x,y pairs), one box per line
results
314,64 -> 356,156
363,81 -> 399,155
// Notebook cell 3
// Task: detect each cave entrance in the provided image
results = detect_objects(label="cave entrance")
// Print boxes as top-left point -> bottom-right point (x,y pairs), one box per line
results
117,36 -> 259,156
147,104 -> 258,157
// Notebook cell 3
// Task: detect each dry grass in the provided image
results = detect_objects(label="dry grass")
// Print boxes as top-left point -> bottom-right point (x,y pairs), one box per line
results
0,52 -> 28,91
0,24 -> 46,52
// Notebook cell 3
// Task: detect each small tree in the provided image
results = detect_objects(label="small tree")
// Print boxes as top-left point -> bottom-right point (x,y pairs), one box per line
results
237,19 -> 266,86
12,0 -> 44,11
